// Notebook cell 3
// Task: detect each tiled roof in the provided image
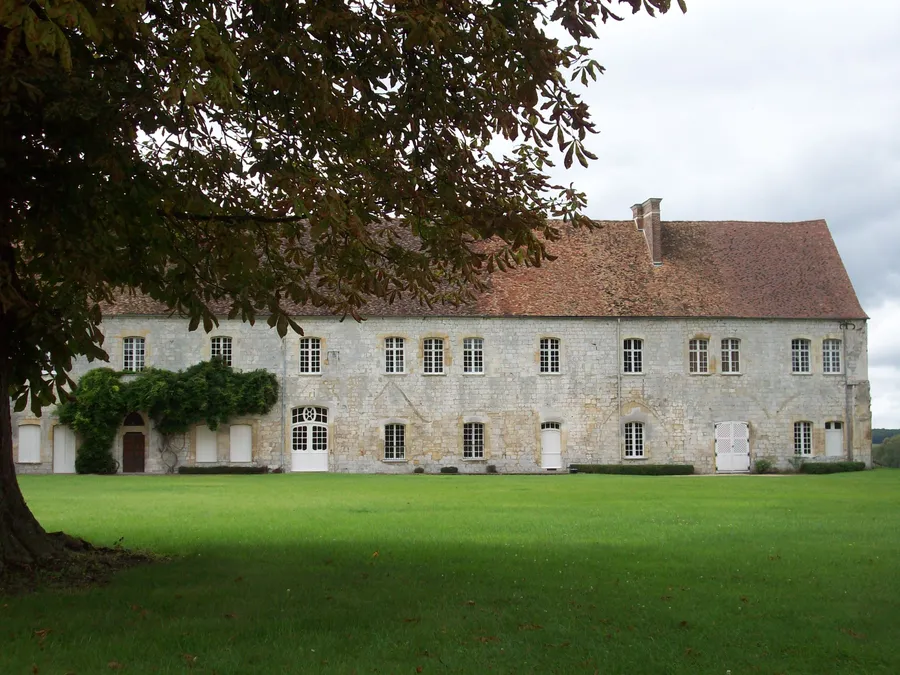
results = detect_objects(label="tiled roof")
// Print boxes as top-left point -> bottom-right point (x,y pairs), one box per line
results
104,219 -> 867,320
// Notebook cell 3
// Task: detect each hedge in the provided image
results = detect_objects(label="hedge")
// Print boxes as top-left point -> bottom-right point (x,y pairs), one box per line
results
799,461 -> 866,474
570,464 -> 694,475
178,466 -> 270,474
439,466 -> 459,474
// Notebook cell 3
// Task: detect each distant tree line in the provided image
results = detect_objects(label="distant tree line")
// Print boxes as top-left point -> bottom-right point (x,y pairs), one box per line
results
872,429 -> 900,445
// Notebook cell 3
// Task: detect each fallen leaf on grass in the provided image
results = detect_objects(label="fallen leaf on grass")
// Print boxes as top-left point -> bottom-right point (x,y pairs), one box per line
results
224,613 -> 238,619
475,635 -> 499,643
372,551 -> 379,558
463,600 -> 476,606
416,668 -> 423,673
740,596 -> 749,604
31,665 -> 38,674
403,618 -> 421,623
839,628 -> 867,639
543,641 -> 571,648
679,621 -> 690,629
660,595 -> 672,601
108,661 -> 123,670
34,628 -> 52,643
518,623 -> 543,631
183,653 -> 198,666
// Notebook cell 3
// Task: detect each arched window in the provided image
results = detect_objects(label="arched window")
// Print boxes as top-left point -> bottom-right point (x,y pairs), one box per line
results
123,412 -> 144,426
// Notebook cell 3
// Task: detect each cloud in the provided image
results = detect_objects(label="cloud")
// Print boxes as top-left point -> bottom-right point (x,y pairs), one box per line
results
530,0 -> 900,424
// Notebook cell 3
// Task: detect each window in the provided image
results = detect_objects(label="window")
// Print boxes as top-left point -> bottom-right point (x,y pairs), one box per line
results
229,424 -> 252,462
823,339 -> 842,374
17,425 -> 41,463
123,337 -> 145,372
624,422 -> 644,458
689,338 -> 709,374
291,407 -> 329,454
300,337 -> 322,374
211,336 -> 233,367
463,422 -> 485,459
384,424 -> 406,460
541,422 -> 561,430
791,338 -> 811,373
794,421 -> 812,455
721,338 -> 741,373
623,339 -> 643,373
463,338 -> 484,374
540,337 -> 560,373
423,338 -> 445,374
385,337 -> 405,373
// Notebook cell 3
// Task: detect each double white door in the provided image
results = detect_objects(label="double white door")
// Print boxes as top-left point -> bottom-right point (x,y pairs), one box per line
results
715,421 -> 750,473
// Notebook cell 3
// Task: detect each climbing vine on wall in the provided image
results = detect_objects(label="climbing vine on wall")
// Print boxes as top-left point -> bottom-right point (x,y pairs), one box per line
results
57,360 -> 279,474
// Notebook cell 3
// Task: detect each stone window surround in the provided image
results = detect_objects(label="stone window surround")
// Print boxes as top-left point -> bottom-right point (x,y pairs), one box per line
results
422,336 -> 447,376
822,336 -> 843,375
620,407 -> 651,460
793,420 -> 813,456
461,415 -> 489,461
791,337 -> 812,375
622,336 -> 645,375
122,336 -> 146,372
539,336 -> 561,375
384,336 -> 406,374
720,337 -> 742,375
210,335 -> 233,367
688,336 -> 710,375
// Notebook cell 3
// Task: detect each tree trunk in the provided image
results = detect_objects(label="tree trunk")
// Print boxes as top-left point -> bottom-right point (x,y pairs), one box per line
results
0,324 -> 63,577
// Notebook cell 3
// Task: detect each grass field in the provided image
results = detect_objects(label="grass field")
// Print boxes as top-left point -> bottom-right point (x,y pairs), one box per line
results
3,472 -> 899,674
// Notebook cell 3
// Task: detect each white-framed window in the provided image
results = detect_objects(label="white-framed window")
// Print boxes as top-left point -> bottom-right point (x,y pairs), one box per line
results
423,338 -> 445,374
463,422 -> 485,459
540,337 -> 560,373
794,421 -> 812,455
292,406 -> 329,453
211,336 -> 233,367
721,338 -> 741,373
791,338 -> 811,373
623,338 -> 643,374
300,337 -> 322,374
385,337 -> 405,374
384,423 -> 406,460
123,336 -> 145,372
463,337 -> 484,374
823,339 -> 842,374
689,338 -> 709,374
17,424 -> 41,463
541,421 -> 561,430
624,421 -> 644,458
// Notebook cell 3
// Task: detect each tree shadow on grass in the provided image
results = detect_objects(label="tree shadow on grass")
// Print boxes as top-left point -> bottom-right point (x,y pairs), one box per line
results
1,536 -> 893,675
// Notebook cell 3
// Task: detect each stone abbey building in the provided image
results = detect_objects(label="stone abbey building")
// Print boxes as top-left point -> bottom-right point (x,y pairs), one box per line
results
13,199 -> 871,474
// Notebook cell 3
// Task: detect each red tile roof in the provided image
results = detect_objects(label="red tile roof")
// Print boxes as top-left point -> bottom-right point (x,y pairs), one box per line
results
105,219 -> 867,320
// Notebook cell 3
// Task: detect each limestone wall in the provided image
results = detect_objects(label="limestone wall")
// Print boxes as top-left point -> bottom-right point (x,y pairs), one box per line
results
12,315 -> 871,474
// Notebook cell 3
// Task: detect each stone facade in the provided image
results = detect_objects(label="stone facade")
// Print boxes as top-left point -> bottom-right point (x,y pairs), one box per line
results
12,314 -> 871,475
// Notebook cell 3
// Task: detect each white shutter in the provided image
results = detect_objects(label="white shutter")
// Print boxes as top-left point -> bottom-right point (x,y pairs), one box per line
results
18,425 -> 42,463
229,424 -> 252,463
196,425 -> 218,463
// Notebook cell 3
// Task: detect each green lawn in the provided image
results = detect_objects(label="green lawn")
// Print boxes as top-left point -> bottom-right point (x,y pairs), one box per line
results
3,472 -> 899,674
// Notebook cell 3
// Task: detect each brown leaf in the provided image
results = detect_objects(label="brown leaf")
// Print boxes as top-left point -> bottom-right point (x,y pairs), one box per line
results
518,623 -> 543,631
107,662 -> 123,670
234,576 -> 243,583
416,668 -> 423,673
34,628 -> 52,642
660,595 -> 672,601
740,596 -> 749,604
371,551 -> 379,558
403,617 -> 420,623
183,654 -> 198,666
31,665 -> 39,674
679,620 -> 690,629
464,600 -> 476,606
839,628 -> 867,639
475,635 -> 499,643
224,613 -> 238,619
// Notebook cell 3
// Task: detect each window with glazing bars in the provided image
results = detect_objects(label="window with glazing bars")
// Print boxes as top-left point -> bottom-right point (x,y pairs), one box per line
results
721,338 -> 740,373
791,339 -> 811,373
299,337 -> 321,374
463,422 -> 485,459
540,338 -> 560,373
423,338 -> 445,374
794,421 -> 812,455
463,338 -> 484,374
211,336 -> 232,367
384,424 -> 406,460
623,339 -> 643,373
823,339 -> 842,373
689,338 -> 709,373
624,421 -> 644,458
123,337 -> 145,372
384,337 -> 405,373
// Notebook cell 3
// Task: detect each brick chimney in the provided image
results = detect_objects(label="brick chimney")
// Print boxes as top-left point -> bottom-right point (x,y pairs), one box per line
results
631,197 -> 663,266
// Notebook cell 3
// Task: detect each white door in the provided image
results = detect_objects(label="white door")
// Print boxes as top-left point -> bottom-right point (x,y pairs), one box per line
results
825,421 -> 844,457
53,425 -> 77,473
541,422 -> 562,470
291,407 -> 330,472
715,421 -> 751,473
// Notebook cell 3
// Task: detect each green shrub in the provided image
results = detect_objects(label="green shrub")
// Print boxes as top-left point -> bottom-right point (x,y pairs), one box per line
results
754,458 -> 775,474
873,437 -> 900,468
413,466 -> 425,474
569,464 -> 694,476
799,462 -> 865,474
486,464 -> 498,474
178,466 -> 269,474
439,466 -> 459,474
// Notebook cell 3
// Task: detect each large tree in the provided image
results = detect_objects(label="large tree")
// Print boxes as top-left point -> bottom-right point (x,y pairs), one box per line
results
0,0 -> 684,575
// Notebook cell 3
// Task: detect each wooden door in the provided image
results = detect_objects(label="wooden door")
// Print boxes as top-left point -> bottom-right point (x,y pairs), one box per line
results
123,432 -> 145,473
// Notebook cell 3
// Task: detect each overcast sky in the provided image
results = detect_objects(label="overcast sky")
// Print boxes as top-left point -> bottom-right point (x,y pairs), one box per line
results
540,0 -> 900,426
